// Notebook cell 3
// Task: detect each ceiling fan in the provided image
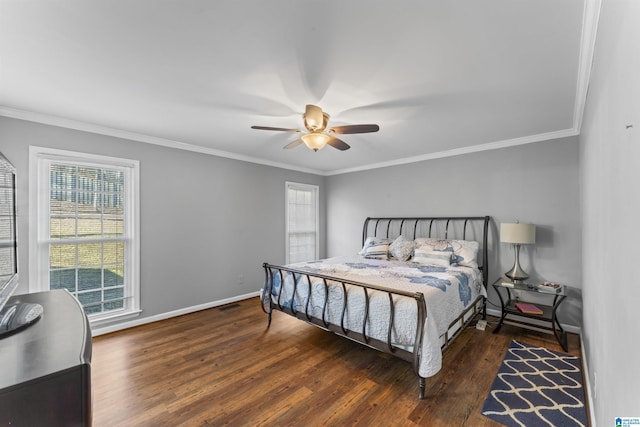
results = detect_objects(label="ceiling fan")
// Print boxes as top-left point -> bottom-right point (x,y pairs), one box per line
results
251,104 -> 379,151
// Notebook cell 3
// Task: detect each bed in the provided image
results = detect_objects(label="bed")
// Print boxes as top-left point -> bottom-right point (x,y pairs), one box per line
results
261,216 -> 491,399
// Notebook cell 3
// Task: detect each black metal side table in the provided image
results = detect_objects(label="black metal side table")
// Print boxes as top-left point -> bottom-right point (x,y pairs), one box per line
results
492,278 -> 568,351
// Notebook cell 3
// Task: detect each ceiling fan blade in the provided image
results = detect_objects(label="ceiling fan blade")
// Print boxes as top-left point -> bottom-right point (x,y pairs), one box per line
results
283,138 -> 304,149
327,136 -> 350,151
251,126 -> 301,132
328,124 -> 380,134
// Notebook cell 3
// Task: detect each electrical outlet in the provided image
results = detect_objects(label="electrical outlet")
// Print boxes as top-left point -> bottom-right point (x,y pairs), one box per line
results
238,274 -> 244,285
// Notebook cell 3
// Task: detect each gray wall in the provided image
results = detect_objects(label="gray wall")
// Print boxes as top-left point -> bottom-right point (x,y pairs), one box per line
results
1,115 -> 583,332
326,137 -> 582,328
0,116 -> 325,323
580,0 -> 640,423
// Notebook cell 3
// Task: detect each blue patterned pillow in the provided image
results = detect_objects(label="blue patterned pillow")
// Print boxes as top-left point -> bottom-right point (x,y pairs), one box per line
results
389,235 -> 415,261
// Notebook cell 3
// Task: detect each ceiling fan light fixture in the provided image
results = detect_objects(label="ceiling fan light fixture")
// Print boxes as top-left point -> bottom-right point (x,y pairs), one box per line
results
301,132 -> 330,151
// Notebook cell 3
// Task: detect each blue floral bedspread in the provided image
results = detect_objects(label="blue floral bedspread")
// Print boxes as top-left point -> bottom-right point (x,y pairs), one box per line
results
267,254 -> 486,378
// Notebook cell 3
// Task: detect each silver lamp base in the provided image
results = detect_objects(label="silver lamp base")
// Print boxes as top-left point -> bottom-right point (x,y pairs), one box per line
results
505,244 -> 529,284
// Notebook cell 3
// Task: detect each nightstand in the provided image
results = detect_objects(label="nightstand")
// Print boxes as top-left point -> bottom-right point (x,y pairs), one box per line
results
492,278 -> 568,351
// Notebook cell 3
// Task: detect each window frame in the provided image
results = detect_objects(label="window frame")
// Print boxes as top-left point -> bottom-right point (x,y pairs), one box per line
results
285,181 -> 319,264
29,146 -> 140,326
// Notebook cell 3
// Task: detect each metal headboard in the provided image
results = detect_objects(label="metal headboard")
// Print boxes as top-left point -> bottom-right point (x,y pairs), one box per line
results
362,216 -> 491,287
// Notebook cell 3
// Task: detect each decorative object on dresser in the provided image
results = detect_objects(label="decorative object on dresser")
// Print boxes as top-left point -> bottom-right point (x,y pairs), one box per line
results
262,216 -> 491,399
500,222 -> 536,283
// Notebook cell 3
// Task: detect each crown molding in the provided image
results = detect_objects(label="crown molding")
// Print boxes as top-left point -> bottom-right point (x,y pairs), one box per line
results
323,128 -> 579,176
0,106 -> 580,177
0,106 -> 325,176
573,0 -> 602,132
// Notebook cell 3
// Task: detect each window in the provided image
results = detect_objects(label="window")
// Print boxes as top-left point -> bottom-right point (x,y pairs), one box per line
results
30,147 -> 140,325
285,182 -> 319,264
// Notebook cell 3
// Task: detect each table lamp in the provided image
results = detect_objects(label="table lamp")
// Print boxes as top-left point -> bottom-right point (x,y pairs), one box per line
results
500,222 -> 536,283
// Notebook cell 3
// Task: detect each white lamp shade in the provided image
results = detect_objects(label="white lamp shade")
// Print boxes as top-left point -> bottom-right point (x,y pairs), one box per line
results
500,223 -> 536,244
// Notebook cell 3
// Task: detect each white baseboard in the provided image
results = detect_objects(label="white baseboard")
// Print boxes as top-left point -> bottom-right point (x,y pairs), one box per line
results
91,290 -> 261,337
580,337 -> 597,427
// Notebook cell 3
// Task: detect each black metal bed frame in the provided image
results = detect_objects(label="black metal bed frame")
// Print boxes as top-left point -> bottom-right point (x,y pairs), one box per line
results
262,216 -> 491,399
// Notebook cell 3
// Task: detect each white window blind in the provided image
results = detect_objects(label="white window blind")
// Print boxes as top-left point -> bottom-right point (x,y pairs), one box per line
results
30,147 -> 140,325
286,182 -> 319,264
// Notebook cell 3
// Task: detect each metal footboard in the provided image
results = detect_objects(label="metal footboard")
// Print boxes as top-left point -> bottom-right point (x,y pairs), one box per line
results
262,263 -> 429,398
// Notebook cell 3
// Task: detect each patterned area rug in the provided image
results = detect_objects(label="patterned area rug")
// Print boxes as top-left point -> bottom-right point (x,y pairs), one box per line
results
481,340 -> 588,427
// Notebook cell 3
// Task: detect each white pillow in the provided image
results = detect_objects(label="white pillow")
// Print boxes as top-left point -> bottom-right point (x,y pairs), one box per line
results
389,235 -> 415,261
414,238 -> 479,268
413,248 -> 451,267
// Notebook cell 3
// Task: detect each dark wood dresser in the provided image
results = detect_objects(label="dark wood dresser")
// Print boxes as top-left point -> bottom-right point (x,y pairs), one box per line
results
0,290 -> 92,426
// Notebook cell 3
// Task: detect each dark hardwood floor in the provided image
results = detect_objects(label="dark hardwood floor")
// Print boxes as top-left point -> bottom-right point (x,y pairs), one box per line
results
92,297 -> 583,426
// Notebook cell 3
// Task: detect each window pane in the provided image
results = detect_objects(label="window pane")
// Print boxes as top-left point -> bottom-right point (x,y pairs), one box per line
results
286,183 -> 318,263
102,189 -> 124,238
104,287 -> 124,302
50,268 -> 75,292
289,232 -> 316,263
47,162 -> 128,316
50,243 -> 76,268
105,265 -> 124,287
84,304 -> 102,315
77,214 -> 102,238
50,164 -> 76,191
50,191 -> 76,240
78,291 -> 102,310
77,242 -> 102,267
78,268 -> 102,291
103,215 -> 124,238
103,242 -> 124,265
104,299 -> 124,311
104,300 -> 124,311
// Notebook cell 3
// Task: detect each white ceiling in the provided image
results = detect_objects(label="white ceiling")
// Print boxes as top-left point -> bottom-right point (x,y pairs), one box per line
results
0,0 -> 597,175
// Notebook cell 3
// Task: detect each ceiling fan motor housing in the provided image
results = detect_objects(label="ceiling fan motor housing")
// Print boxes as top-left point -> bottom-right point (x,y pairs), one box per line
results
303,104 -> 329,132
